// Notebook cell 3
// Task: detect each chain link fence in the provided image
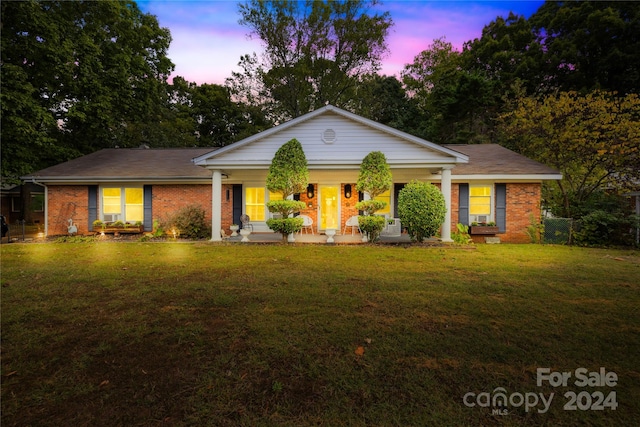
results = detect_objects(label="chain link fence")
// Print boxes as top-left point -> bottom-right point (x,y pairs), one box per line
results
1,220 -> 44,242
543,218 -> 574,244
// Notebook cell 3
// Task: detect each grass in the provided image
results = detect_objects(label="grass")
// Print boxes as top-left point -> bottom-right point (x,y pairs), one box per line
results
1,242 -> 639,426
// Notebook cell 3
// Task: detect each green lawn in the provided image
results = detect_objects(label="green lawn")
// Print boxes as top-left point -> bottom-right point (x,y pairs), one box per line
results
1,242 -> 639,426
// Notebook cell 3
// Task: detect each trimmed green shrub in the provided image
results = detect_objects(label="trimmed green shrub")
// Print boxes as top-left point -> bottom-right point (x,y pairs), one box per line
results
397,181 -> 446,242
358,215 -> 386,243
265,138 -> 309,241
266,217 -> 305,237
266,199 -> 307,217
356,151 -> 392,199
355,151 -> 392,242
355,200 -> 387,216
163,204 -> 210,239
266,138 -> 309,198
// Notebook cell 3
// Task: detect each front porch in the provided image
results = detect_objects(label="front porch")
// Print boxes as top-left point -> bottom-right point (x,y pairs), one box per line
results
222,231 -> 426,244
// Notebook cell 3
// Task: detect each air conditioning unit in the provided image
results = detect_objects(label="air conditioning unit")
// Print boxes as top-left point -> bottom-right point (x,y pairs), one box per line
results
103,214 -> 120,222
474,215 -> 488,224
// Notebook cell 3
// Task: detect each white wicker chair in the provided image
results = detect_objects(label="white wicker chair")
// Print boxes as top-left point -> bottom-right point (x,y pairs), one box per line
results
298,215 -> 314,234
343,215 -> 360,235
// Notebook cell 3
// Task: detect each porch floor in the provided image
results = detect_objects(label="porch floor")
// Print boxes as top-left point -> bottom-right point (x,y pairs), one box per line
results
224,231 -> 430,244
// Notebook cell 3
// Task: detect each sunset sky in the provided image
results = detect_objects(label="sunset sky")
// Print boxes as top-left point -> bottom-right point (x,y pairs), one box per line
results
137,1 -> 545,85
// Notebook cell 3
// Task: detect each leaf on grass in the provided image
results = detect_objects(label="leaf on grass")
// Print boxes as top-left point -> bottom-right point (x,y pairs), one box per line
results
99,380 -> 110,388
355,346 -> 365,356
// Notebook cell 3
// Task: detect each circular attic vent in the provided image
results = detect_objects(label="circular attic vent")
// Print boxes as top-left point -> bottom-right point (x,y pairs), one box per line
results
322,128 -> 337,144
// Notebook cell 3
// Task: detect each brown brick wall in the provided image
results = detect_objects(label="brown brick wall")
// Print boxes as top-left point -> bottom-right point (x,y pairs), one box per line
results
451,182 -> 541,243
152,184 -> 213,228
47,186 -> 89,235
298,183 -> 318,231
503,183 -> 541,243
340,183 -> 359,234
45,181 -> 542,241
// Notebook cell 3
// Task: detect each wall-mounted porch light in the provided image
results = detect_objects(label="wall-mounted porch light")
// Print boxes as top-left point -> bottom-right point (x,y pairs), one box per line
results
344,184 -> 352,199
307,184 -> 315,199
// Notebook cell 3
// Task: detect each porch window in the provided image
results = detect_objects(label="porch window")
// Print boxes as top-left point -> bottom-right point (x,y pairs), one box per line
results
469,185 -> 492,222
374,190 -> 391,216
245,187 -> 266,221
101,187 -> 143,223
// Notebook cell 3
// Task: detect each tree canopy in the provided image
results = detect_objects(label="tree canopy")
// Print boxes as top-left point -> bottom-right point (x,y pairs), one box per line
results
498,91 -> 640,218
228,0 -> 393,121
1,0 -> 174,181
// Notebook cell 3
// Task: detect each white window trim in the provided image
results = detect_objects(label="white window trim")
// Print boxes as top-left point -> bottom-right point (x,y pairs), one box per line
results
469,183 -> 494,224
100,186 -> 144,223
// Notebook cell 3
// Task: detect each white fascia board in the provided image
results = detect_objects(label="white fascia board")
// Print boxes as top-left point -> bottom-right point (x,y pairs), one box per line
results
450,174 -> 563,181
204,157 -> 460,169
25,177 -> 212,185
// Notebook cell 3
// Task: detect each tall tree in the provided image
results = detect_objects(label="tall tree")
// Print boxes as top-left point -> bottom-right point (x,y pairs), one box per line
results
402,38 -> 496,144
462,12 -> 545,97
228,0 -> 392,121
1,0 -> 174,181
350,74 -> 417,132
530,1 -> 640,94
160,77 -> 272,147
498,91 -> 640,218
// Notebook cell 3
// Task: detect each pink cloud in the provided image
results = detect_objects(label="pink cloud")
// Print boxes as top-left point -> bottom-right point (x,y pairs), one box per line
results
140,1 -> 544,85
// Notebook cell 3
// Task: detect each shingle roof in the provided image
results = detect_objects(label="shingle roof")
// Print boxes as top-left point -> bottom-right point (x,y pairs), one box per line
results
23,148 -> 216,182
22,144 -> 560,183
446,144 -> 560,176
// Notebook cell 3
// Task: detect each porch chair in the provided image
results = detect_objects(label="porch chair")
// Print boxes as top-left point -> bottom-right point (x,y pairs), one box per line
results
240,214 -> 253,232
343,215 -> 360,235
298,215 -> 314,234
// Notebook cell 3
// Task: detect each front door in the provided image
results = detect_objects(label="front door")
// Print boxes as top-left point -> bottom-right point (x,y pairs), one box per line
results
319,186 -> 339,231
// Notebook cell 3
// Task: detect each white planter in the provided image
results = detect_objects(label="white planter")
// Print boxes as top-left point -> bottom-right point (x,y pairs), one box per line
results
239,229 -> 251,242
287,232 -> 296,242
325,228 -> 336,243
229,225 -> 239,237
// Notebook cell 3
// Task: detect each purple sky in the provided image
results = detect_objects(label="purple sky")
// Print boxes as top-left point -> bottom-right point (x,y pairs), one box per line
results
138,1 -> 544,85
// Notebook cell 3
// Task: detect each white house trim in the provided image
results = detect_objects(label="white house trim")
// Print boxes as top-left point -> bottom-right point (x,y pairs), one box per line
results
210,170 -> 222,241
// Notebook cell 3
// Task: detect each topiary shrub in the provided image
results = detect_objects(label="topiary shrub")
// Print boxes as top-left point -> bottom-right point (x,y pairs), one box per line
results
163,204 -> 210,239
397,180 -> 446,242
266,217 -> 305,236
265,138 -> 309,241
357,215 -> 386,243
355,151 -> 392,199
355,151 -> 392,242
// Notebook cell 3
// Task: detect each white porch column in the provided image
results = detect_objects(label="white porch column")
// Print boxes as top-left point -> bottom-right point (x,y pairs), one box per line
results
440,166 -> 453,242
210,170 -> 222,241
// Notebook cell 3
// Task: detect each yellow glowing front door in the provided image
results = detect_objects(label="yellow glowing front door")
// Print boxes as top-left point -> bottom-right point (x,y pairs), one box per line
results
320,186 -> 339,230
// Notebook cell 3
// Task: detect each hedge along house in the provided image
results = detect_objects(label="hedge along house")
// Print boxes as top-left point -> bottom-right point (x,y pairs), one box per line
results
23,105 -> 561,242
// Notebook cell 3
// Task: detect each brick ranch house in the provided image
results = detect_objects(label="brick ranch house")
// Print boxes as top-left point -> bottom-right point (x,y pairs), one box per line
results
23,105 -> 561,243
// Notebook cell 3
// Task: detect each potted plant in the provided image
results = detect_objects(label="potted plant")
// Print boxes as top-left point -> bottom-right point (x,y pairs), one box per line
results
92,219 -> 105,231
469,221 -> 500,235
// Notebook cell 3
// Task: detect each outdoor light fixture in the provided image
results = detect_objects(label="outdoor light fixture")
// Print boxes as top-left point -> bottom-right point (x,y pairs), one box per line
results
344,184 -> 352,199
307,184 -> 315,199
